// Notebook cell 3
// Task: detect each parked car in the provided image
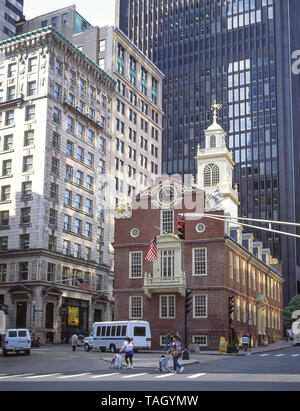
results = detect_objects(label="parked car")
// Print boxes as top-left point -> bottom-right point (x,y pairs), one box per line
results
2,329 -> 31,356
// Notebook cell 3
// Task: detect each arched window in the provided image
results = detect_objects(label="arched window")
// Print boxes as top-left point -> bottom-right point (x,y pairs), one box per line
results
210,135 -> 216,148
203,164 -> 220,187
211,164 -> 220,185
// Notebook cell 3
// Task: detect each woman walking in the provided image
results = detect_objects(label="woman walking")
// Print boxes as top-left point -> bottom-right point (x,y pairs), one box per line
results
169,335 -> 184,373
120,337 -> 134,369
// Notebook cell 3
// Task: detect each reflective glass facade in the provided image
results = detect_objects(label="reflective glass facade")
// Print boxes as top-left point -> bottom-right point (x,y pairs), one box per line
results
117,0 -> 300,303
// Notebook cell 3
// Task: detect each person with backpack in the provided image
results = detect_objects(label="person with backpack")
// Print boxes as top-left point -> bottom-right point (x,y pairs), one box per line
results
164,330 -> 173,352
120,336 -> 134,369
169,334 -> 184,373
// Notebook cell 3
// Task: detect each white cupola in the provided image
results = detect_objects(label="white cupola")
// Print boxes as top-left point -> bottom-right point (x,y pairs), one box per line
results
195,101 -> 239,219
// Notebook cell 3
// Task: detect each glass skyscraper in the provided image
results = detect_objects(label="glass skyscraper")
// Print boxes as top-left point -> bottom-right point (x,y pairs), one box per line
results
0,0 -> 24,40
116,0 -> 300,304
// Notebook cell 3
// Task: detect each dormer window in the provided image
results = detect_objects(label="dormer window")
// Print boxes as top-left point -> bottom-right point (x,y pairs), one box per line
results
203,164 -> 220,187
210,135 -> 216,148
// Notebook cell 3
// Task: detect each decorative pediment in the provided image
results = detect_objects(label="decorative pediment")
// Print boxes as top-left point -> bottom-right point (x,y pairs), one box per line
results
42,286 -> 63,298
92,293 -> 111,303
8,283 -> 33,295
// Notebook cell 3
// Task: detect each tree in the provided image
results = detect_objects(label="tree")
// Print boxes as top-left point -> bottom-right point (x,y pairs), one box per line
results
283,295 -> 300,328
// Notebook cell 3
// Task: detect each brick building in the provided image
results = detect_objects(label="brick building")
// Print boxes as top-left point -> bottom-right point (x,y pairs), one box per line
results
113,112 -> 284,350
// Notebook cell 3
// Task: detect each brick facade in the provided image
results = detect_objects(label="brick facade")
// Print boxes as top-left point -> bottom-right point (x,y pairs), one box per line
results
114,178 -> 284,350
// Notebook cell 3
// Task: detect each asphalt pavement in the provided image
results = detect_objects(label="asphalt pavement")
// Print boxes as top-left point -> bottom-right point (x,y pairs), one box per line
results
98,340 -> 295,369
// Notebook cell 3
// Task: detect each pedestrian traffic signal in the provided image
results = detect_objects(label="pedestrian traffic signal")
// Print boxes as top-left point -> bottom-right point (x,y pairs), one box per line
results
228,295 -> 234,314
185,289 -> 193,314
0,304 -> 8,315
177,218 -> 185,240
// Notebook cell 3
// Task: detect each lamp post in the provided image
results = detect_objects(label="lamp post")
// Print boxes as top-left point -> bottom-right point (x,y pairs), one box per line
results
248,318 -> 252,349
31,299 -> 43,339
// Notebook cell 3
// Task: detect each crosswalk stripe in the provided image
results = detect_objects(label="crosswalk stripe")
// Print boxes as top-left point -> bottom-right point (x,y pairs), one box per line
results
58,373 -> 91,379
90,373 -> 121,379
0,373 -> 34,379
187,373 -> 207,379
260,354 -> 269,357
26,373 -> 62,379
155,373 -> 176,379
122,373 -> 148,379
275,354 -> 284,357
291,354 -> 299,357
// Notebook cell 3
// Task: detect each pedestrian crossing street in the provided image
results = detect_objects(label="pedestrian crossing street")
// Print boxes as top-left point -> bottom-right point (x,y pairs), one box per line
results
0,352 -> 298,383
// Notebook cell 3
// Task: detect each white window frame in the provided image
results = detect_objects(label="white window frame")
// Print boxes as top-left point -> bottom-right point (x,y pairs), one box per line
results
160,250 -> 175,277
242,260 -> 246,285
129,251 -> 143,278
229,251 -> 234,279
129,296 -> 143,319
193,294 -> 207,318
160,209 -> 174,234
242,300 -> 246,323
235,255 -> 240,282
159,295 -> 175,319
192,335 -> 208,347
236,298 -> 240,321
252,268 -> 256,290
192,247 -> 207,276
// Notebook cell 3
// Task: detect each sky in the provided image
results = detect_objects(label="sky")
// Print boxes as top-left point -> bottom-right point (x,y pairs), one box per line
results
24,0 -> 116,27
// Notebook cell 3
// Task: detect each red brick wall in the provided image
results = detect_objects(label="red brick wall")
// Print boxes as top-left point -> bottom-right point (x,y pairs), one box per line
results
113,183 -> 284,350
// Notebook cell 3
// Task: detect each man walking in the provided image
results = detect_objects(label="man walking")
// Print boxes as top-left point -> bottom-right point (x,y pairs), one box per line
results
71,334 -> 78,352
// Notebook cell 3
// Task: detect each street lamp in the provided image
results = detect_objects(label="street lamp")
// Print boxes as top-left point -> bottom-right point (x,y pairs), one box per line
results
31,299 -> 43,338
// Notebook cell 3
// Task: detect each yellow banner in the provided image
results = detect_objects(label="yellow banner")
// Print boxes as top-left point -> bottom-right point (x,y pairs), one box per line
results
68,306 -> 79,326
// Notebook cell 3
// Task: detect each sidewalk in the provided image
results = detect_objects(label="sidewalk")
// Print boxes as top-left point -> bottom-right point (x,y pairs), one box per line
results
99,340 -> 295,369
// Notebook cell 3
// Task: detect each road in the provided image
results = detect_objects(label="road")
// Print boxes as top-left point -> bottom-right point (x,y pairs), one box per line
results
0,345 -> 299,392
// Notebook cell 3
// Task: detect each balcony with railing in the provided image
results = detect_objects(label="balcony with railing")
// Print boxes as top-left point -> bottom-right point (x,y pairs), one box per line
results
143,272 -> 186,298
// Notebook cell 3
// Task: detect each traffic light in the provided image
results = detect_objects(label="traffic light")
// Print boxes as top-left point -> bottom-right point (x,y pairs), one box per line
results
177,218 -> 185,240
228,295 -> 234,315
0,304 -> 8,315
185,289 -> 192,314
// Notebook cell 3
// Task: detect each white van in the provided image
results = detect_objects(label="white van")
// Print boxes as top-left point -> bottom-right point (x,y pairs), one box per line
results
83,320 -> 151,353
3,329 -> 31,356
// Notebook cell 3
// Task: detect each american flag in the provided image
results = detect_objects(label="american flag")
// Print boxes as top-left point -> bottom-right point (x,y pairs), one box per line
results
144,236 -> 158,262
74,277 -> 93,294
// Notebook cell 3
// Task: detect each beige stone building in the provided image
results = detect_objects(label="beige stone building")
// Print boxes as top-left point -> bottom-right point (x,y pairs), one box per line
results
0,26 -> 116,343
17,6 -> 165,259
0,6 -> 164,342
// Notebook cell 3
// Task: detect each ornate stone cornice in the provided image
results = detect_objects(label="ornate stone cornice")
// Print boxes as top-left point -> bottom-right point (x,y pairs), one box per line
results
0,26 -> 116,92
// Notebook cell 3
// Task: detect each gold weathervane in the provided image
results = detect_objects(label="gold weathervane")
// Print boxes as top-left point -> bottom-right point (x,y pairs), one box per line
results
211,100 -> 222,122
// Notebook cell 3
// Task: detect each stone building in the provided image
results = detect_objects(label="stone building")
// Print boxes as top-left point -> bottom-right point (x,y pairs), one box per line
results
17,5 -> 164,262
0,26 -> 116,343
113,113 -> 284,350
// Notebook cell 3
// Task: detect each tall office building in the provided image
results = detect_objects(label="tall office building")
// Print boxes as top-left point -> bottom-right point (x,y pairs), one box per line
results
0,0 -> 24,40
116,0 -> 300,304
